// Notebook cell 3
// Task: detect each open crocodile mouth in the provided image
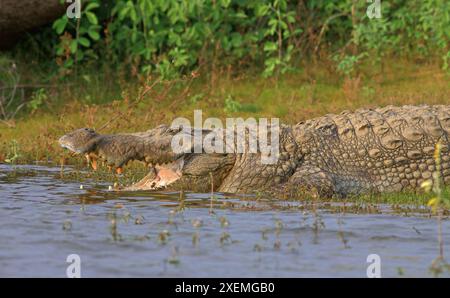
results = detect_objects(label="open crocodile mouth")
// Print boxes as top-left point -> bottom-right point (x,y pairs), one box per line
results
123,158 -> 185,191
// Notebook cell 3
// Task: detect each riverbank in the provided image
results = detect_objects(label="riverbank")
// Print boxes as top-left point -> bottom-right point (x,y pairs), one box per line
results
1,59 -> 448,163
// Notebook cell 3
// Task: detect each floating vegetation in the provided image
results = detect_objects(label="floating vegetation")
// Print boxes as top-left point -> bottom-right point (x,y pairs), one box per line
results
261,228 -> 269,241
220,232 -> 231,246
253,243 -> 263,252
107,211 -> 122,242
286,241 -> 300,253
273,239 -> 281,250
192,232 -> 200,247
219,216 -> 229,228
62,220 -> 72,231
209,172 -> 216,215
312,211 -> 325,244
158,230 -> 171,245
167,210 -> 177,226
429,258 -> 450,278
134,215 -> 144,225
132,234 -> 151,242
166,246 -> 180,266
191,218 -> 203,228
337,217 -> 350,249
176,190 -> 186,213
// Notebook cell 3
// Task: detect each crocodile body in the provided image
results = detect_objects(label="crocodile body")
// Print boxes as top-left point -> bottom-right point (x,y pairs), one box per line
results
59,105 -> 450,197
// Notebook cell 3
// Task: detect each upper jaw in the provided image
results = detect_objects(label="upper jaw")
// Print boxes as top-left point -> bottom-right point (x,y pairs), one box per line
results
60,144 -> 82,154
58,137 -> 82,154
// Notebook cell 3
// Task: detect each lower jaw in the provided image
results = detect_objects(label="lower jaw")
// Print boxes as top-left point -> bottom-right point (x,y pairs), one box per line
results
123,169 -> 181,191
121,175 -> 216,193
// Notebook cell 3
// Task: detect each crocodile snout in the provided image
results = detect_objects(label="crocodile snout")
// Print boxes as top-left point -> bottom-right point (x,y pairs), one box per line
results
58,135 -> 78,153
58,128 -> 99,154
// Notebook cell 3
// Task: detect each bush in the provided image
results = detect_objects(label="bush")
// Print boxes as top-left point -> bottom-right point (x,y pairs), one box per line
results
16,0 -> 450,78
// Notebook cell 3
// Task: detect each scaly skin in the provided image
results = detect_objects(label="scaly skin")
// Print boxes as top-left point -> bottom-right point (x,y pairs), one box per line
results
59,105 -> 450,197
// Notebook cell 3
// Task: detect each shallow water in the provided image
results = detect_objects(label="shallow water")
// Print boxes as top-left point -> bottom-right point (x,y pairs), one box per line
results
0,164 -> 449,277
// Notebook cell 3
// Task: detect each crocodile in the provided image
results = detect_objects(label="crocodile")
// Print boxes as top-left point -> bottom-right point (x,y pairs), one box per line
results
58,105 -> 450,197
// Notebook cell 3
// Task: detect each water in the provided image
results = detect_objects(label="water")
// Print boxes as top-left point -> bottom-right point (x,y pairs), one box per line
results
0,164 -> 449,277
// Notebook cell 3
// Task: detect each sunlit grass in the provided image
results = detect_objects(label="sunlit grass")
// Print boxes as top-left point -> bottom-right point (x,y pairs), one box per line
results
1,59 -> 448,164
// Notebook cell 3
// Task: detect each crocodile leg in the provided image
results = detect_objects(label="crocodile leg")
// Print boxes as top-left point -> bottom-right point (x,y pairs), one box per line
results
285,165 -> 335,198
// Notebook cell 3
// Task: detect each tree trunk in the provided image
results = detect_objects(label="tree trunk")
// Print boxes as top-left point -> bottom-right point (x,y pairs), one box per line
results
0,0 -> 66,49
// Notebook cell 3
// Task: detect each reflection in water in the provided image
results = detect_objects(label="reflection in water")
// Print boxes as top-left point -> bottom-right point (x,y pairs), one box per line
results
0,164 -> 449,277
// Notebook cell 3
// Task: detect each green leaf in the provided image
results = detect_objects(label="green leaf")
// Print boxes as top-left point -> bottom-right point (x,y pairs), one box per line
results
76,50 -> 84,61
220,0 -> 231,8
287,15 -> 296,24
64,57 -> 74,68
78,37 -> 91,47
264,42 -> 278,52
231,33 -> 243,47
85,2 -> 100,11
56,45 -> 64,56
85,11 -> 98,25
82,75 -> 91,82
255,4 -> 269,17
53,16 -> 68,34
234,12 -> 247,18
268,19 -> 278,28
127,0 -> 138,22
130,8 -> 138,23
70,40 -> 78,53
118,6 -> 131,20
88,28 -> 100,40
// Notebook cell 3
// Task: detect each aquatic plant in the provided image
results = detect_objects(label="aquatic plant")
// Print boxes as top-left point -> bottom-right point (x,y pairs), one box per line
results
158,230 -> 171,245
192,232 -> 200,247
165,246 -> 181,266
337,217 -> 350,249
4,140 -> 21,165
219,232 -> 231,246
209,172 -> 216,215
421,140 -> 450,276
107,211 -> 123,242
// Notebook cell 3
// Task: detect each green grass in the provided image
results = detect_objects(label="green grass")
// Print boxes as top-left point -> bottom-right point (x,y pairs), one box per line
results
0,57 -> 449,206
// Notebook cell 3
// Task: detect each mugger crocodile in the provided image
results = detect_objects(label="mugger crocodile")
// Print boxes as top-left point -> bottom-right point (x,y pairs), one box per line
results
59,105 -> 450,198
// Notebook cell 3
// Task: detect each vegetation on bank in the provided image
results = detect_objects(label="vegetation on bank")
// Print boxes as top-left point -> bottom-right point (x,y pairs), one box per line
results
49,0 -> 450,77
1,0 -> 449,121
0,57 -> 449,165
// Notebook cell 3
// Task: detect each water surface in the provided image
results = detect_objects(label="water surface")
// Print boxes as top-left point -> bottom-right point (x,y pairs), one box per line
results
0,165 -> 449,277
